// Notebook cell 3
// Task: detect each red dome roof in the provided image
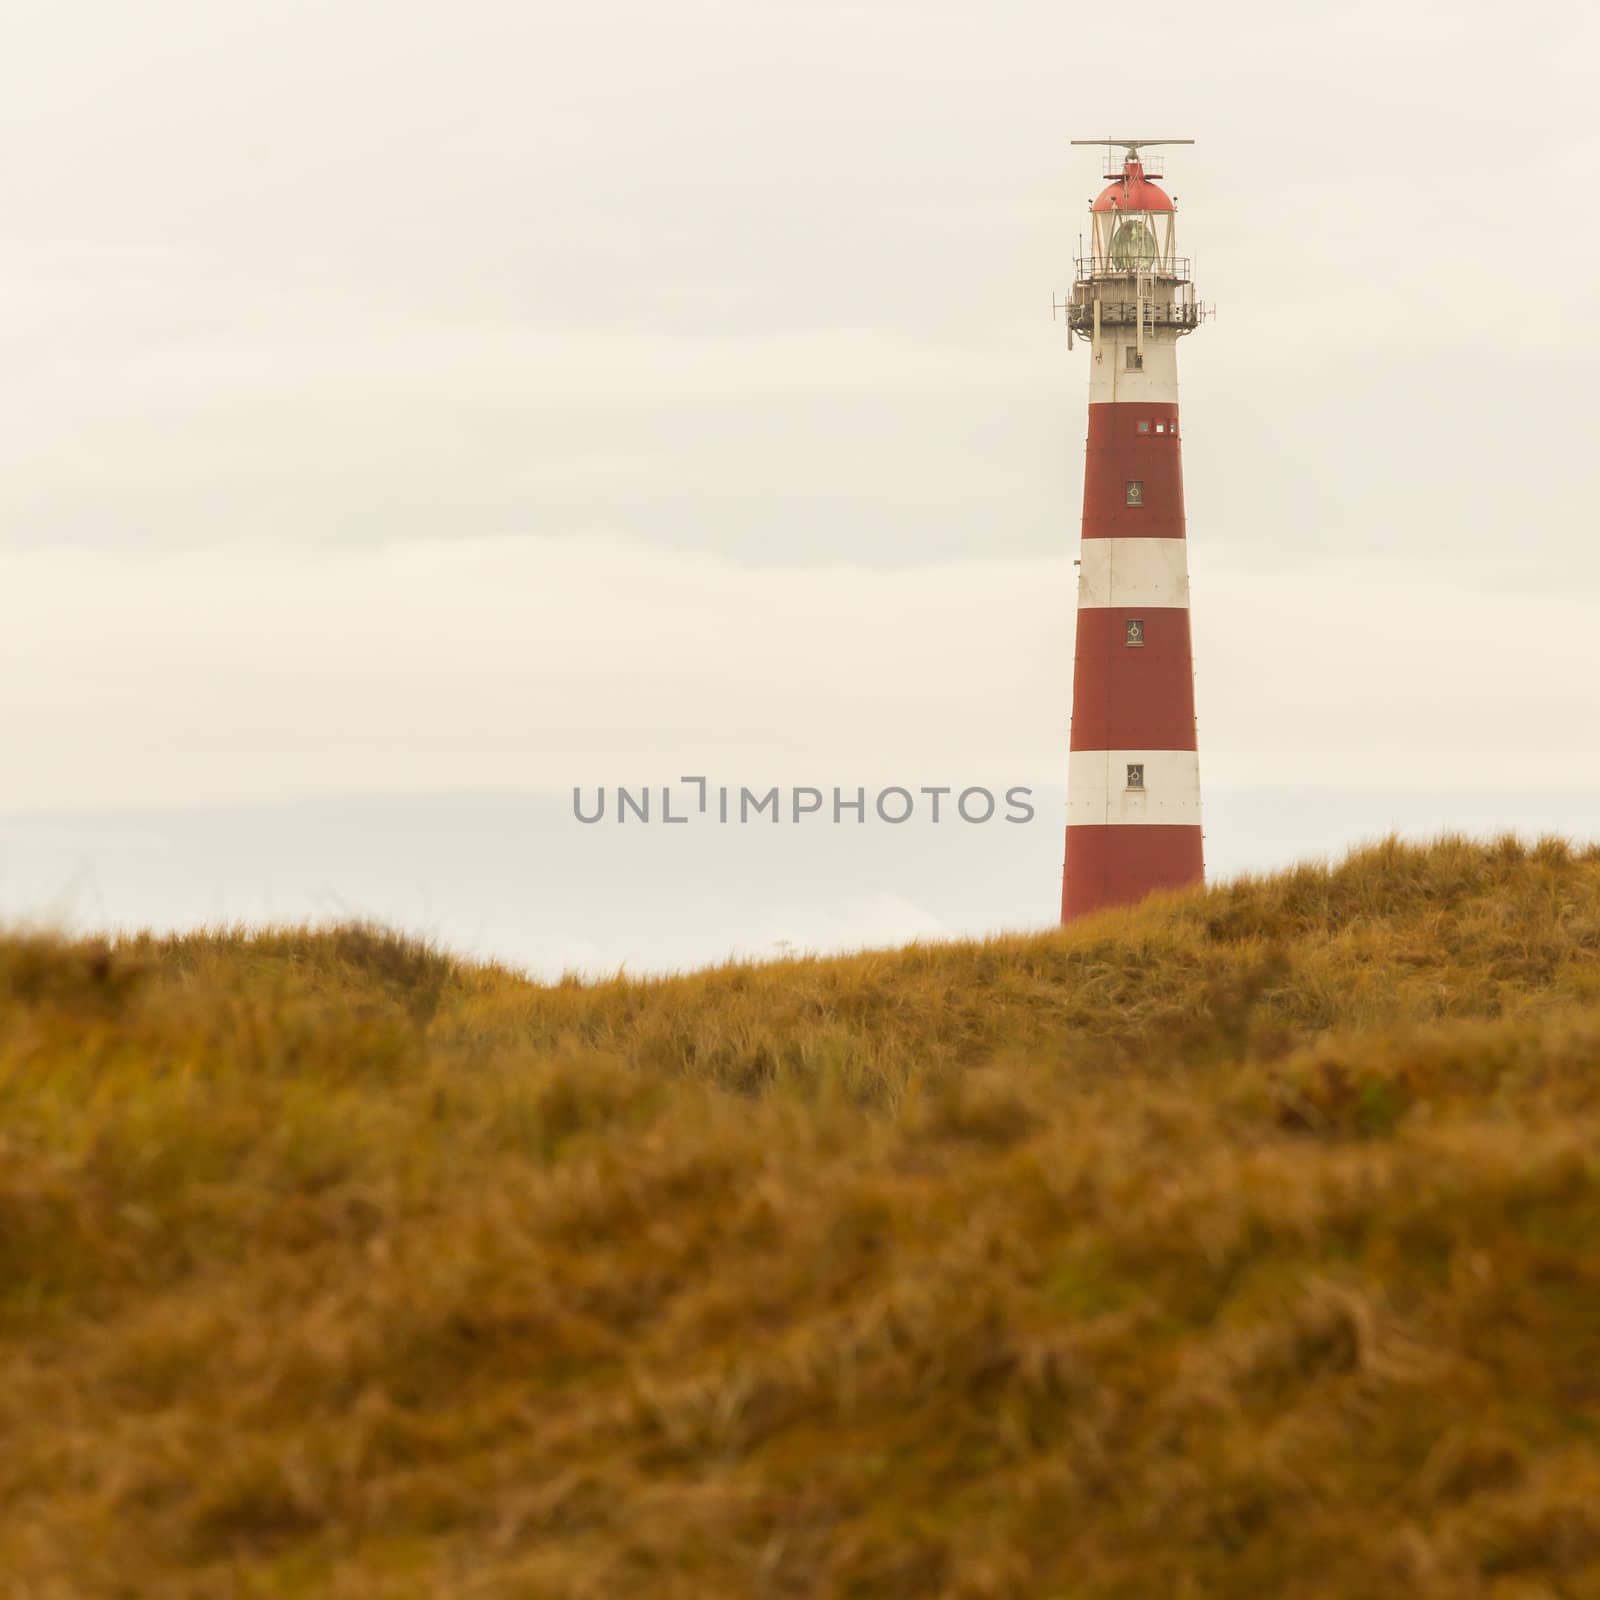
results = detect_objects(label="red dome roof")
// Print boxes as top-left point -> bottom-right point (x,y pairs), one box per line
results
1091,160 -> 1174,214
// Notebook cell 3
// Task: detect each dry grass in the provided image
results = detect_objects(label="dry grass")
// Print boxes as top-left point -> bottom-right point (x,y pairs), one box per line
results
3,834 -> 1600,1597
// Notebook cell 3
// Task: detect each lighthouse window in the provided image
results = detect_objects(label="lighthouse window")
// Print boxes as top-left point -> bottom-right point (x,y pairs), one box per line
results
1125,480 -> 1144,507
1125,619 -> 1145,647
1137,420 -> 1150,434
1125,348 -> 1143,371
1126,763 -> 1145,791
1155,420 -> 1167,434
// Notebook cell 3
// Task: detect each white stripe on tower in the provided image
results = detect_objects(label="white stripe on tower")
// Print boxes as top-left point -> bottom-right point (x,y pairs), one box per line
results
1077,538 -> 1191,609
1087,339 -> 1178,405
1065,750 -> 1203,826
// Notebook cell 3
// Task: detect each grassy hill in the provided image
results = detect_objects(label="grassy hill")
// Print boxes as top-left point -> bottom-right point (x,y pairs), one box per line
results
4,835 -> 1600,1598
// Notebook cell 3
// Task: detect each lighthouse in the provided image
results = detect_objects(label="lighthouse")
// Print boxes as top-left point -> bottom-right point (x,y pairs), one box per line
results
1059,138 -> 1206,922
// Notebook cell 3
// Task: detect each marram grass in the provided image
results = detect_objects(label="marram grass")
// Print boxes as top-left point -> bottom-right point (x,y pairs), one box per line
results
3,835 -> 1600,1598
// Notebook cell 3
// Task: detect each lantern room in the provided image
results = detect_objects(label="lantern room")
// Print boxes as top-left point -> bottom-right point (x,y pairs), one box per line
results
1058,140 -> 1205,347
1089,158 -> 1180,276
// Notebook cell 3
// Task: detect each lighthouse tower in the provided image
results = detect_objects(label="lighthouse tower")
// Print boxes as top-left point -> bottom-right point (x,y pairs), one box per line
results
1060,138 -> 1206,922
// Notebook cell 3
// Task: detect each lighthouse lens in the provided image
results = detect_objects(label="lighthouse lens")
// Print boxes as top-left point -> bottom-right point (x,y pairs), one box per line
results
1109,217 -> 1158,271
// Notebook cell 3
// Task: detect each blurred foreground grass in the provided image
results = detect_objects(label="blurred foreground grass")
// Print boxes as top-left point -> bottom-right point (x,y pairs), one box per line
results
4,835 -> 1600,1598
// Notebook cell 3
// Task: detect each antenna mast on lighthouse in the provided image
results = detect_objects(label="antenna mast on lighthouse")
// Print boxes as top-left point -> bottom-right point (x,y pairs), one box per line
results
1058,138 -> 1207,921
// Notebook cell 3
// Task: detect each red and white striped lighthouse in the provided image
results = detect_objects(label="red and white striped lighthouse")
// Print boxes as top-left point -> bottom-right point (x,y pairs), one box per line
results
1060,138 -> 1206,922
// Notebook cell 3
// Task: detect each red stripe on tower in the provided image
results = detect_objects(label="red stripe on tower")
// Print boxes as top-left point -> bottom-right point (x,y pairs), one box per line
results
1060,140 -> 1207,922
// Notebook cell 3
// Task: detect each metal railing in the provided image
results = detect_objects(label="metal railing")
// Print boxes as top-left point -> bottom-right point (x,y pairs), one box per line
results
1058,296 -> 1207,335
1073,255 -> 1192,282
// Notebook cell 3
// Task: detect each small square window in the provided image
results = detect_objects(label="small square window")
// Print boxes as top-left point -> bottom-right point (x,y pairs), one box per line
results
1125,480 -> 1144,507
1155,420 -> 1166,434
1126,763 -> 1145,791
1125,618 -> 1145,647
1137,420 -> 1150,434
1126,348 -> 1143,371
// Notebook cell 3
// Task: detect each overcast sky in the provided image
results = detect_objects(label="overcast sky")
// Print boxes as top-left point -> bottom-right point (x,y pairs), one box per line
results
2,0 -> 1596,972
